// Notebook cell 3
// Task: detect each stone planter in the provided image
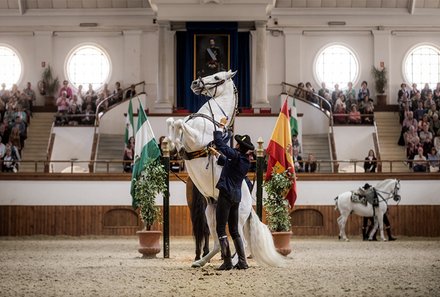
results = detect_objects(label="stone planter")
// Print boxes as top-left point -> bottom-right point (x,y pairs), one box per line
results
377,94 -> 387,107
137,230 -> 161,258
272,231 -> 292,256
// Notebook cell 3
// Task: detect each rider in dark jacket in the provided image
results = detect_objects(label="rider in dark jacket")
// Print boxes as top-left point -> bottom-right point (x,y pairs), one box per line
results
209,118 -> 254,270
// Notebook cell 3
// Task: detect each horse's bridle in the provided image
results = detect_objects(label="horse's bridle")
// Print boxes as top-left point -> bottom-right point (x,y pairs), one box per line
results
376,180 -> 401,204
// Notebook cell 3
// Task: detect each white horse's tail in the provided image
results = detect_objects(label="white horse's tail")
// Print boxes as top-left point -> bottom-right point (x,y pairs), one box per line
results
334,196 -> 339,211
244,208 -> 285,267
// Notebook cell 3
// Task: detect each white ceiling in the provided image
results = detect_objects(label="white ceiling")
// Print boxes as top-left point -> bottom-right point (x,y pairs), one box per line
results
275,0 -> 440,9
0,0 -> 150,10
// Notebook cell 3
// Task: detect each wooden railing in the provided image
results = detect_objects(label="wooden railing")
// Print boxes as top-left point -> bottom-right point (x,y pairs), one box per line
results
44,132 -> 56,173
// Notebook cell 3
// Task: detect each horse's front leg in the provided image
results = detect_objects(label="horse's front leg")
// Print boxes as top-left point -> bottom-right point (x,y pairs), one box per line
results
337,214 -> 349,241
191,203 -> 220,268
377,211 -> 386,241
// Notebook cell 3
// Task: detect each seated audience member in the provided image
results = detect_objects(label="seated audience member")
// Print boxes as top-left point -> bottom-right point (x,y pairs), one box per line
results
348,104 -> 361,124
0,136 -> 5,159
293,82 -> 306,99
419,122 -> 433,153
427,103 -> 438,119
421,83 -> 432,101
333,93 -> 346,113
85,84 -> 97,101
331,84 -> 341,104
410,83 -> 419,99
292,147 -> 303,172
398,83 -> 410,105
333,101 -> 347,124
427,147 -> 439,172
430,113 -> 440,137
125,84 -> 136,99
433,82 -> 440,102
0,119 -> 10,144
123,136 -> 135,173
56,91 -> 69,125
59,80 -> 73,99
1,147 -> 17,172
305,82 -> 317,104
81,95 -> 96,113
418,114 -> 430,132
76,84 -> 84,103
318,82 -> 329,99
362,102 -> 374,124
405,125 -> 419,148
357,81 -> 370,102
8,124 -> 21,155
364,149 -> 377,173
424,92 -> 436,110
13,117 -> 27,150
69,94 -> 83,112
413,100 -> 427,122
67,104 -> 81,126
304,153 -> 317,173
409,92 -> 422,111
412,147 -> 427,172
81,104 -> 95,125
111,82 -> 123,105
292,134 -> 301,153
400,111 -> 418,145
345,82 -> 357,107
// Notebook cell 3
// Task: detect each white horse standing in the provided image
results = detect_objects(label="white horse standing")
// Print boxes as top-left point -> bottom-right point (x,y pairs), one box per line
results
167,70 -> 284,268
335,179 -> 401,241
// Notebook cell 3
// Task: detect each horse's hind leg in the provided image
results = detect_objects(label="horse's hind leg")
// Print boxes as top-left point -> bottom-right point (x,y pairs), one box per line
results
191,203 -> 220,268
202,232 -> 210,257
337,214 -> 349,241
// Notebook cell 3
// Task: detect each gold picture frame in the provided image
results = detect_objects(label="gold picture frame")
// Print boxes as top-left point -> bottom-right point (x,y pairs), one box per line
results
194,34 -> 230,79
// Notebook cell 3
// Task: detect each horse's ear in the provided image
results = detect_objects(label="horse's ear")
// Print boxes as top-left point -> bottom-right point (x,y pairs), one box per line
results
228,70 -> 237,79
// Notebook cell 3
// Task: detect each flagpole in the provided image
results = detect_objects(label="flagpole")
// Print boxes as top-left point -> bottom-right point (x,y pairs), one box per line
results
256,137 -> 264,221
161,138 -> 170,259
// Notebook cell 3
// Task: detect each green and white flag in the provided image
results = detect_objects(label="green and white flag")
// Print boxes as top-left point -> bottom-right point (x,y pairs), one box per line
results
124,99 -> 134,145
130,100 -> 161,208
290,97 -> 299,136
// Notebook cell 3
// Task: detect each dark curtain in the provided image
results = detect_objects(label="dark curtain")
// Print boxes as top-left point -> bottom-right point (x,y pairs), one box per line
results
176,22 -> 250,112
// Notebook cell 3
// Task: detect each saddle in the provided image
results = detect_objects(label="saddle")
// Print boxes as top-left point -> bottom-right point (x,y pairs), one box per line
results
351,185 -> 379,207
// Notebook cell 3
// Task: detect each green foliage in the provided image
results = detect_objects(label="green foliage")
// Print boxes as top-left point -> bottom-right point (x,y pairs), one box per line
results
263,170 -> 293,232
371,66 -> 387,94
40,65 -> 60,97
133,160 -> 167,230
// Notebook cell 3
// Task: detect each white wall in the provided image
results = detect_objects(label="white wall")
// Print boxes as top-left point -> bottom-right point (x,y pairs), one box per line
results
333,125 -> 376,162
0,179 -> 438,206
51,127 -> 95,172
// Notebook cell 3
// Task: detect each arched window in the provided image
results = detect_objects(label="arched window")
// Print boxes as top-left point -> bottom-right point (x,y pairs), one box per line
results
404,44 -> 440,89
0,45 -> 22,89
66,44 -> 111,90
315,44 -> 359,90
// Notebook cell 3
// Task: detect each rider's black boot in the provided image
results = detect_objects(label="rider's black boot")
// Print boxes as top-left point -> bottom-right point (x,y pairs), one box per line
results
362,227 -> 368,241
386,227 -> 396,241
233,237 -> 248,270
217,236 -> 233,271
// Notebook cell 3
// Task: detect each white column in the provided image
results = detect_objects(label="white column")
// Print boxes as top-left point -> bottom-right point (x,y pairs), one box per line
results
252,21 -> 270,112
155,21 -> 173,113
284,28 -> 302,86
34,31 -> 53,106
123,30 -> 142,86
372,30 -> 391,104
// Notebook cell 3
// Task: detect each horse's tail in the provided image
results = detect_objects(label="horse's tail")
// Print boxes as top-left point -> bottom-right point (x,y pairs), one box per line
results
191,185 -> 210,249
244,208 -> 285,267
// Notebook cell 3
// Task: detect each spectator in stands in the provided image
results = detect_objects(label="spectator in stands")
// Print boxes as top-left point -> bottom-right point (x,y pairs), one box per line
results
363,149 -> 377,173
427,147 -> 439,172
420,122 -> 433,153
405,125 -> 419,148
421,83 -> 432,101
348,104 -> 361,124
125,84 -> 137,99
123,136 -> 135,173
59,80 -> 73,99
357,81 -> 370,102
69,94 -> 82,113
424,92 -> 435,110
13,116 -> 26,150
111,82 -> 124,105
81,95 -> 96,114
331,84 -> 341,105
427,104 -> 438,119
318,82 -> 329,99
0,83 -> 10,103
362,102 -> 374,124
56,91 -> 69,125
76,84 -> 84,103
304,153 -> 317,173
305,82 -> 316,104
0,96 -> 5,121
334,93 -> 346,113
358,94 -> 372,113
292,134 -> 301,153
14,105 -> 28,127
402,111 -> 418,134
409,92 -> 421,111
96,92 -> 108,112
22,82 -> 36,117
333,100 -> 347,124
412,146 -> 427,172
345,82 -> 356,106
410,83 -> 419,99
67,104 -> 81,126
293,82 -> 305,99
433,82 -> 440,103
0,135 -> 5,159
85,84 -> 97,101
81,104 -> 95,125
414,100 -> 427,121
1,147 -> 17,172
398,83 -> 410,104
4,105 -> 15,129
429,113 -> 440,137
8,124 -> 21,155
10,84 -> 20,99
0,118 -> 9,144
418,114 -> 430,132
292,147 -> 303,172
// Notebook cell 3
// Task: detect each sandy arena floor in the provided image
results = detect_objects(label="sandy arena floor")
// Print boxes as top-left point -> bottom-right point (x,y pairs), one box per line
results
0,236 -> 439,297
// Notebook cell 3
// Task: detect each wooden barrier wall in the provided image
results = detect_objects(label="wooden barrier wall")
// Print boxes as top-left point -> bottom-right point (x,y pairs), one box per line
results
1,205 -> 440,237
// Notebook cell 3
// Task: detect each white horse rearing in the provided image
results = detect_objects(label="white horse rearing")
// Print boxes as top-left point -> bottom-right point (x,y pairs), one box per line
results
335,179 -> 401,241
167,70 -> 284,268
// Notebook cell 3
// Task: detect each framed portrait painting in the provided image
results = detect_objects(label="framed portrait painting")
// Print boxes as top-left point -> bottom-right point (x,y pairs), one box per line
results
194,34 -> 230,79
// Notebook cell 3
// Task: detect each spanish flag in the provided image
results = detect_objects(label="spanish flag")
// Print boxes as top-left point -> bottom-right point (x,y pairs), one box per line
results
265,98 -> 297,207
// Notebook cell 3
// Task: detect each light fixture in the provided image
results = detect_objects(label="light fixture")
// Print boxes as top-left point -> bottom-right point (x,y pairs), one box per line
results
328,21 -> 346,26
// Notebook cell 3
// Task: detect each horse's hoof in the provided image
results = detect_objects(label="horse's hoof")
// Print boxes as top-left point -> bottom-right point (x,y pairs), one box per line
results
344,238 -> 350,242
191,262 -> 202,268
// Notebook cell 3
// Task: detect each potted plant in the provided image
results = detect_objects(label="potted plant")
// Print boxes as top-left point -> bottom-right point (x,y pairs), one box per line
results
132,160 -> 167,258
38,65 -> 60,106
263,169 -> 293,256
371,66 -> 388,106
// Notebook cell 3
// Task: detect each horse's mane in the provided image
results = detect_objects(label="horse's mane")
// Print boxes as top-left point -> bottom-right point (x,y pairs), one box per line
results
375,179 -> 395,189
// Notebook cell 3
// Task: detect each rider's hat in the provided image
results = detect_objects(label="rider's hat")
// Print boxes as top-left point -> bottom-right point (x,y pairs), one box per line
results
234,134 -> 255,152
